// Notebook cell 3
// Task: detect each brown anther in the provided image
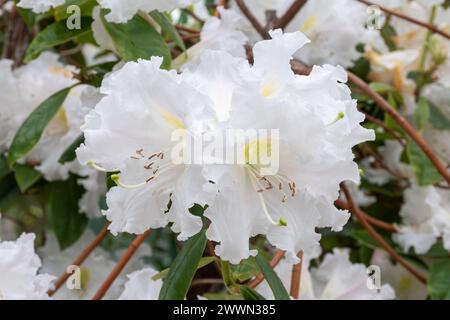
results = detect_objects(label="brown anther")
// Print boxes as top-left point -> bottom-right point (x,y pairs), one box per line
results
146,176 -> 155,183
136,149 -> 144,157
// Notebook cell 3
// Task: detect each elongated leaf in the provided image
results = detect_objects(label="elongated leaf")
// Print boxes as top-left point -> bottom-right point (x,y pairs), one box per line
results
158,230 -> 207,300
429,103 -> 450,130
100,10 -> 171,68
25,17 -> 93,62
369,82 -> 395,93
45,175 -> 88,250
254,254 -> 290,300
240,286 -> 266,300
428,260 -> 450,300
59,134 -> 84,164
151,256 -> 216,281
150,10 -> 185,51
14,164 -> 42,192
406,140 -> 442,186
7,88 -> 71,168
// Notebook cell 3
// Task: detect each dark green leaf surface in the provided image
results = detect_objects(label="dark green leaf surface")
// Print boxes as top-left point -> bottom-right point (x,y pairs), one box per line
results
158,229 -> 207,300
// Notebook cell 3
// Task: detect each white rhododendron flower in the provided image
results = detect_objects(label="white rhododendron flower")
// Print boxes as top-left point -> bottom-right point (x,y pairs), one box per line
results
257,249 -> 395,299
78,29 -> 374,264
394,186 -> 450,254
118,267 -> 162,300
17,0 -> 65,13
39,231 -> 150,300
342,181 -> 376,207
98,0 -> 196,23
371,250 -> 427,300
0,233 -> 54,300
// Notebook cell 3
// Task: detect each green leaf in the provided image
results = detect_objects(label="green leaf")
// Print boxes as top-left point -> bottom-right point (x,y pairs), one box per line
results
202,293 -> 243,300
45,175 -> 88,250
158,229 -> 207,300
240,286 -> 266,300
100,10 -> 171,68
151,256 -> 216,281
406,140 -> 442,186
380,22 -> 397,51
150,10 -> 185,51
14,164 -> 42,192
16,6 -> 37,30
59,135 -> 84,164
7,88 -> 71,168
254,254 -> 290,300
429,103 -> 450,130
25,17 -> 93,62
428,260 -> 450,300
414,97 -> 430,131
54,0 -> 96,21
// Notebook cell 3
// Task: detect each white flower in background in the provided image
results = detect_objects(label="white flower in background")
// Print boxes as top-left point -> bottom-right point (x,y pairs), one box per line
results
0,233 -> 54,300
17,0 -> 65,13
371,249 -> 427,300
76,56 -> 217,238
98,0 -> 195,23
231,0 -> 376,68
172,7 -> 248,70
39,230 -> 150,300
78,29 -> 373,264
256,249 -> 395,300
118,267 -> 162,300
393,185 -> 450,254
285,0 -> 373,68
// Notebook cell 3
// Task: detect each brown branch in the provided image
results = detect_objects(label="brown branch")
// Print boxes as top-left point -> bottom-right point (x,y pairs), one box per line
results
48,223 -> 111,296
356,0 -> 450,40
92,229 -> 151,300
335,199 -> 398,232
235,0 -> 268,39
340,184 -> 426,284
274,0 -> 308,30
248,250 -> 285,288
289,251 -> 303,299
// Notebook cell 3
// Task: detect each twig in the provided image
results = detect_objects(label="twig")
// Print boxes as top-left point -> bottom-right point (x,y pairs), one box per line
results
92,229 -> 151,300
235,0 -> 267,38
289,251 -> 303,299
248,250 -> 285,288
361,111 -> 406,147
274,0 -> 308,30
341,184 -> 426,284
356,0 -> 450,40
48,223 -> 111,296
